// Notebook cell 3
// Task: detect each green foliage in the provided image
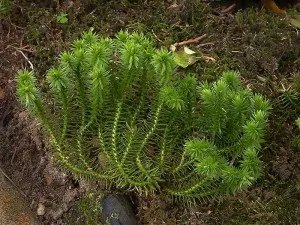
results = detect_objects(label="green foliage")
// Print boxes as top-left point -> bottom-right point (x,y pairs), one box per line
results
16,31 -> 270,201
279,72 -> 300,152
278,74 -> 300,114
279,89 -> 299,111
77,193 -> 103,225
56,13 -> 68,24
0,0 -> 10,15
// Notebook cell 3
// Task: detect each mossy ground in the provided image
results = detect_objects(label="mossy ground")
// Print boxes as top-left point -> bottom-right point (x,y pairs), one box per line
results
1,0 -> 300,224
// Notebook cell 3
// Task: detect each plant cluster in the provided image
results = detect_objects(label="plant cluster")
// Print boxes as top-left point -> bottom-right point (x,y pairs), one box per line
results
280,73 -> 300,150
0,0 -> 10,15
16,31 -> 270,201
56,12 -> 68,24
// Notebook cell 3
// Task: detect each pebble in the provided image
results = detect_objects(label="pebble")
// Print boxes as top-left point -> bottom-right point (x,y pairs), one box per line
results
101,194 -> 137,225
37,203 -> 46,216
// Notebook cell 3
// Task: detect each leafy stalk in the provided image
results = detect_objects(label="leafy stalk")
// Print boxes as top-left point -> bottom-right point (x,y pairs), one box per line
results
16,32 -> 270,202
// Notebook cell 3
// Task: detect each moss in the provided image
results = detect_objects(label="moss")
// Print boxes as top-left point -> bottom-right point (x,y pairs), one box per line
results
21,0 -> 298,86
64,192 -> 105,225
76,192 -> 104,225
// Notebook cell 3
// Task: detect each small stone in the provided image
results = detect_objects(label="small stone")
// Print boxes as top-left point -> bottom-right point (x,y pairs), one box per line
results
43,163 -> 67,186
101,194 -> 137,225
49,208 -> 64,220
263,190 -> 275,201
37,203 -> 46,216
63,189 -> 78,204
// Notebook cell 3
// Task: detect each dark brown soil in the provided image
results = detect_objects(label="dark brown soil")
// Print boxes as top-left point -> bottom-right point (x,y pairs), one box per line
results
0,0 -> 300,224
0,12 -> 80,224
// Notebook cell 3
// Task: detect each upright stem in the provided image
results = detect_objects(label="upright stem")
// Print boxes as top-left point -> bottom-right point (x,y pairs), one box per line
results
34,98 -> 111,179
59,89 -> 68,144
108,101 -> 154,188
73,63 -> 91,169
135,103 -> 162,185
165,178 -> 212,197
121,95 -> 145,166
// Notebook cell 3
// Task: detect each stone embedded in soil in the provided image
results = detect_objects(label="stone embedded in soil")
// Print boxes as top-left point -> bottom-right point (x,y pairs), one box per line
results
277,163 -> 293,180
63,188 -> 79,204
46,189 -> 79,221
0,170 -> 41,225
43,160 -> 67,186
37,203 -> 46,216
101,194 -> 137,225
48,208 -> 64,220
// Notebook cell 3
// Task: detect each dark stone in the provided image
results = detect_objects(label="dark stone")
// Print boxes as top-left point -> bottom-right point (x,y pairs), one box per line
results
101,194 -> 137,225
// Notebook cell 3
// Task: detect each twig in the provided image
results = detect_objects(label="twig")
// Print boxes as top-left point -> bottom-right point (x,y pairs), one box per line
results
173,34 -> 208,48
151,30 -> 163,43
16,50 -> 34,70
197,42 -> 214,47
6,45 -> 35,70
6,44 -> 35,53
88,8 -> 97,16
8,17 -> 25,30
0,165 -> 28,198
221,3 -> 236,14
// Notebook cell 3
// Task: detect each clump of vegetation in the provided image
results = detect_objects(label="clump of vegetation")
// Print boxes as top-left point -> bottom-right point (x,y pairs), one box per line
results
56,12 -> 68,24
278,73 -> 300,111
0,0 -> 10,15
288,72 -> 300,150
16,31 -> 270,201
277,72 -> 300,152
76,192 -> 103,225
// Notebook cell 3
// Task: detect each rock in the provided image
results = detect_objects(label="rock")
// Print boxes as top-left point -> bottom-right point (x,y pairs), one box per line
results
277,163 -> 293,181
63,188 -> 78,204
48,208 -> 64,220
43,162 -> 67,186
101,194 -> 137,225
262,190 -> 276,201
37,203 -> 46,216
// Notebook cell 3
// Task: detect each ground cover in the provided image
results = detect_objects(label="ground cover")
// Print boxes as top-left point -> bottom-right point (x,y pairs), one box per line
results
0,0 -> 300,224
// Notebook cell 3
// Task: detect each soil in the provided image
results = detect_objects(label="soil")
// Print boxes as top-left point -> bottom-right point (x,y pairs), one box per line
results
0,170 -> 40,225
0,0 -> 300,224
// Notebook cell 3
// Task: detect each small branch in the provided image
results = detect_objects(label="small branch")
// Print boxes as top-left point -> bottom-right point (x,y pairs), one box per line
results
7,45 -> 35,70
173,34 -> 208,48
6,44 -> 35,53
0,166 -> 28,198
151,30 -> 163,43
221,3 -> 237,14
16,50 -> 34,70
197,42 -> 214,47
9,17 -> 26,30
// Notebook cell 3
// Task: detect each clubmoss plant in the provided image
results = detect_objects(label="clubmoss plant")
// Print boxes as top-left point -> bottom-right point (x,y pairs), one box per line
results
16,31 -> 270,201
